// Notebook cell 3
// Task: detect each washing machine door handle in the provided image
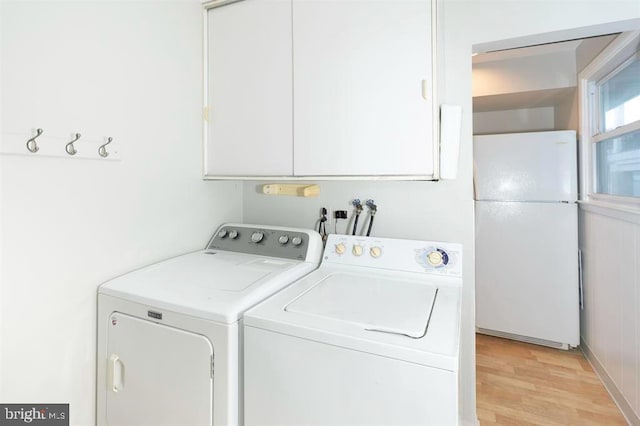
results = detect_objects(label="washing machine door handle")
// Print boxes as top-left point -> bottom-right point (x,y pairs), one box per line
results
108,354 -> 124,393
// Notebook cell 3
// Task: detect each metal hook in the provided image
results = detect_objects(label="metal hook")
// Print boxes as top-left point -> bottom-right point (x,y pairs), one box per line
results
65,133 -> 81,156
98,137 -> 113,158
26,128 -> 43,153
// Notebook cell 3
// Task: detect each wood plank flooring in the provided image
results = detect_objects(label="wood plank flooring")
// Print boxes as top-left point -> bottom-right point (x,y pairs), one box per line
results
476,334 -> 627,425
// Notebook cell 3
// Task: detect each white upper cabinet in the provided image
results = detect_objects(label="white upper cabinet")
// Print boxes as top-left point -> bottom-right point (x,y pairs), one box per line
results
205,0 -> 435,178
292,0 -> 434,177
205,0 -> 293,176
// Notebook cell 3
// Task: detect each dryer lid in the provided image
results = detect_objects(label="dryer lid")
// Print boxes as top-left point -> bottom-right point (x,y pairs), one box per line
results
99,251 -> 316,323
285,272 -> 437,338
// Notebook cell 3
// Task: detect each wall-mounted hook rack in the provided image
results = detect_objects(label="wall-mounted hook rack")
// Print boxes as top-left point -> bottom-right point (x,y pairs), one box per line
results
26,128 -> 43,153
65,133 -> 81,156
1,129 -> 121,161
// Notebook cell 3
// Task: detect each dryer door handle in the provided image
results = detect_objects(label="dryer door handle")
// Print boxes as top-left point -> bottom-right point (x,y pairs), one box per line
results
107,354 -> 124,393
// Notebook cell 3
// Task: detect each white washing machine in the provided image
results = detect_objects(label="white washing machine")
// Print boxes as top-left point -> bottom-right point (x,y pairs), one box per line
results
96,223 -> 322,426
244,234 -> 462,425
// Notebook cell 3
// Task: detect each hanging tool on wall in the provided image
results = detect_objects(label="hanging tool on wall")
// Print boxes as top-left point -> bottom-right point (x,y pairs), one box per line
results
351,199 -> 363,235
334,209 -> 347,234
262,184 -> 320,197
318,207 -> 328,244
365,199 -> 377,237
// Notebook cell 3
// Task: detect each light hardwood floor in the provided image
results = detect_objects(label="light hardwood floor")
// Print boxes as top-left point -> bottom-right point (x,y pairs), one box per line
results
476,334 -> 627,425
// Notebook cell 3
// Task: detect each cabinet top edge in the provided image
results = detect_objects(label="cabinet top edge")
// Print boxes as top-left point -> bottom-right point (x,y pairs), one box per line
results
203,175 -> 439,182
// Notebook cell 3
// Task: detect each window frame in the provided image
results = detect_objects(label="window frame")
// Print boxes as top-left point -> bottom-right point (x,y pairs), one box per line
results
579,30 -> 640,209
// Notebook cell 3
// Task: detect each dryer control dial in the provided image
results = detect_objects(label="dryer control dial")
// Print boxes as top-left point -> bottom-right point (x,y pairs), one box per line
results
335,243 -> 346,254
278,235 -> 289,245
291,236 -> 303,246
251,231 -> 264,243
352,244 -> 363,256
218,229 -> 228,239
228,230 -> 239,240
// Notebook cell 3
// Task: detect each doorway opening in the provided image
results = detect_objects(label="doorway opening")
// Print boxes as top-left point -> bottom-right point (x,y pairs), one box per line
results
472,21 -> 640,426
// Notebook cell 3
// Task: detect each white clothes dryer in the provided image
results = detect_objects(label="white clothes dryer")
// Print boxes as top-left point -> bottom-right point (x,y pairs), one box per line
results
96,224 -> 322,426
244,234 -> 462,425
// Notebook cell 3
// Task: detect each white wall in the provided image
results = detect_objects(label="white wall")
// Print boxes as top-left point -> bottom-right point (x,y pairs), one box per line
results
473,107 -> 555,134
0,2 -> 242,424
244,3 -> 640,425
473,103 -> 578,135
576,34 -> 618,72
579,207 -> 640,423
554,90 -> 579,131
473,51 -> 576,97
243,181 -> 471,242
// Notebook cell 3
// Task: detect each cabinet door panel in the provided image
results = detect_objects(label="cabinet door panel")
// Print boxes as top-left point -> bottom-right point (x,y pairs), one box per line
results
206,0 -> 293,176
293,0 -> 433,176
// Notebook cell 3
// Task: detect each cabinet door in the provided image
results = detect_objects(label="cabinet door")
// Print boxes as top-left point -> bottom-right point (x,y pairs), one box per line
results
206,0 -> 293,176
293,0 -> 434,176
105,313 -> 213,426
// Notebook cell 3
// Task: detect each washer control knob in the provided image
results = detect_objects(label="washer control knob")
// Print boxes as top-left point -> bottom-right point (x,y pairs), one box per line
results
370,246 -> 382,258
352,244 -> 363,256
335,243 -> 346,254
218,229 -> 228,239
427,250 -> 443,266
251,231 -> 264,243
291,236 -> 303,246
228,230 -> 239,240
278,235 -> 289,245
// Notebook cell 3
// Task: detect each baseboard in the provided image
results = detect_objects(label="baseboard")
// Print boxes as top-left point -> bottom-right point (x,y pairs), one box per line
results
580,337 -> 639,426
477,328 -> 570,350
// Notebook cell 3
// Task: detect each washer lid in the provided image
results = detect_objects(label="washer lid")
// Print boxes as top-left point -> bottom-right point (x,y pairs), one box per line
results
285,273 -> 437,338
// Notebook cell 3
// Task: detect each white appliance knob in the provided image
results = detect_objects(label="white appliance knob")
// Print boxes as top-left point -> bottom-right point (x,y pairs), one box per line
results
292,236 -> 303,246
352,245 -> 363,256
427,250 -> 443,266
251,231 -> 264,243
370,246 -> 382,258
228,230 -> 239,239
278,235 -> 289,245
335,243 -> 346,254
218,229 -> 228,239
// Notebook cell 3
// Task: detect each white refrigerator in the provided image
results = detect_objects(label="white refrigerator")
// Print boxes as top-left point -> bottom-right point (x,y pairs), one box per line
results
474,130 -> 579,349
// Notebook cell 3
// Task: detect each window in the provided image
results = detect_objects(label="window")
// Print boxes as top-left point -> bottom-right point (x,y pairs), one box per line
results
580,31 -> 640,205
598,54 -> 640,132
595,130 -> 640,197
